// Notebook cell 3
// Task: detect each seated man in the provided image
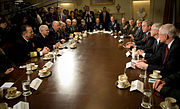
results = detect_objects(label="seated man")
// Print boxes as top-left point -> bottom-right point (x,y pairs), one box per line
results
78,19 -> 87,32
126,18 -> 137,35
153,70 -> 180,106
126,20 -> 153,50
93,18 -> 103,30
108,16 -> 120,32
137,23 -> 163,59
33,25 -> 59,50
48,21 -> 61,45
71,19 -> 79,33
131,19 -> 143,41
136,24 -> 180,77
119,17 -> 128,35
65,19 -> 72,33
11,25 -> 49,63
0,48 -> 14,79
58,22 -> 69,43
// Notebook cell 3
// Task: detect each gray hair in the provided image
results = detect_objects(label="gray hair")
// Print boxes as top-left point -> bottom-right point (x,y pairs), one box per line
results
72,19 -> 77,23
143,20 -> 152,27
153,23 -> 162,30
159,24 -> 176,38
60,22 -> 66,26
66,19 -> 71,22
39,25 -> 48,32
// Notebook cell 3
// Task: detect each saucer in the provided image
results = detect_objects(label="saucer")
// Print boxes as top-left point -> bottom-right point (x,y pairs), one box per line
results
160,101 -> 179,109
38,71 -> 51,78
5,91 -> 22,99
32,65 -> 38,70
116,81 -> 131,89
58,45 -> 64,49
149,74 -> 162,79
43,57 -> 51,60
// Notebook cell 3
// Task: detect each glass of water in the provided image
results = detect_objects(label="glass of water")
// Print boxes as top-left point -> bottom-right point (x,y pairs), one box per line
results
0,87 -> 3,100
22,80 -> 32,96
141,89 -> 152,108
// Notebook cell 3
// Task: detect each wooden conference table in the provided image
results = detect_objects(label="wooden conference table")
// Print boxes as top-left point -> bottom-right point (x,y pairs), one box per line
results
0,33 -> 164,109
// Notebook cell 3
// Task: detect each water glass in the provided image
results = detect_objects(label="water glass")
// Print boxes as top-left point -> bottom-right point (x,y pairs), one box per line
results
139,69 -> 147,79
141,89 -> 152,108
0,87 -> 3,100
22,80 -> 32,96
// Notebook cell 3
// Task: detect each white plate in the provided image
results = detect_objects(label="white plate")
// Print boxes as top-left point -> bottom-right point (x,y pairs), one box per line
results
149,74 -> 162,79
160,101 -> 179,109
116,81 -> 131,89
38,71 -> 51,78
5,91 -> 22,99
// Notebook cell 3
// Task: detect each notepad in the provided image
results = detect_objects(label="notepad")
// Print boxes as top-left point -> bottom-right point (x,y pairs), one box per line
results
130,80 -> 144,93
30,78 -> 43,90
13,101 -> 29,109
1,82 -> 14,89
44,61 -> 53,68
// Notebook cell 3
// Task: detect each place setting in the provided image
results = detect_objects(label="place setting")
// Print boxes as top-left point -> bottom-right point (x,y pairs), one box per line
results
160,97 -> 179,109
149,70 -> 162,79
5,87 -> 22,100
116,68 -> 131,89
43,53 -> 52,60
38,67 -> 52,78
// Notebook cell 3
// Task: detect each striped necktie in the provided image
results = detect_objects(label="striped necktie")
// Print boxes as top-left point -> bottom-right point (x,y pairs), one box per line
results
144,34 -> 147,42
163,45 -> 169,64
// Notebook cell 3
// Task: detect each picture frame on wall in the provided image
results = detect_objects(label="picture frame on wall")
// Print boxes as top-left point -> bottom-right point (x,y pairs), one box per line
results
90,0 -> 115,5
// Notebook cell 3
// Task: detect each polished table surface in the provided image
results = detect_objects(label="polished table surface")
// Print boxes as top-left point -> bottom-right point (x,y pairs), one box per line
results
0,33 -> 164,109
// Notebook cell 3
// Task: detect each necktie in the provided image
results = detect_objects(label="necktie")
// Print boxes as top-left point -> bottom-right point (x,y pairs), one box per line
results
144,34 -> 147,42
163,45 -> 169,64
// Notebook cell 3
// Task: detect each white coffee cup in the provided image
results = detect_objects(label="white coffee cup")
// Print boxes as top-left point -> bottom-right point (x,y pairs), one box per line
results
165,97 -> 177,108
153,70 -> 161,77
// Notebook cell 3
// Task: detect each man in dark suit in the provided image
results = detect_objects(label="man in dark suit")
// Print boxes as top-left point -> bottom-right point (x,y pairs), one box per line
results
33,25 -> 55,51
93,18 -> 103,30
108,16 -> 120,32
0,48 -> 14,79
65,19 -> 72,33
58,22 -> 69,43
83,6 -> 95,31
11,25 -> 49,63
126,20 -> 153,50
137,23 -> 163,59
99,7 -> 110,31
153,70 -> 180,106
126,18 -> 137,35
136,24 -> 180,78
119,17 -> 129,35
131,19 -> 143,41
48,21 -> 61,45
78,19 -> 88,32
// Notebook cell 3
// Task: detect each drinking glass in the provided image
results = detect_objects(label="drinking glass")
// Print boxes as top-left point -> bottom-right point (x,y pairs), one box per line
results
22,80 -> 32,96
141,89 -> 152,108
0,87 -> 3,100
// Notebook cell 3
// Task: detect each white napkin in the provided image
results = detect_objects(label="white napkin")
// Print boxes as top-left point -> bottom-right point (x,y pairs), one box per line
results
1,82 -> 14,89
130,80 -> 144,93
30,78 -> 42,90
126,51 -> 131,57
13,101 -> 29,109
44,61 -> 53,68
126,62 -> 135,69
120,35 -> 124,38
119,39 -> 123,43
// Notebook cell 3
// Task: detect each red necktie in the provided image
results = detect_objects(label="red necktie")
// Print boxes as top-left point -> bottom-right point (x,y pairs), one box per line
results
144,34 -> 147,42
163,45 -> 169,64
